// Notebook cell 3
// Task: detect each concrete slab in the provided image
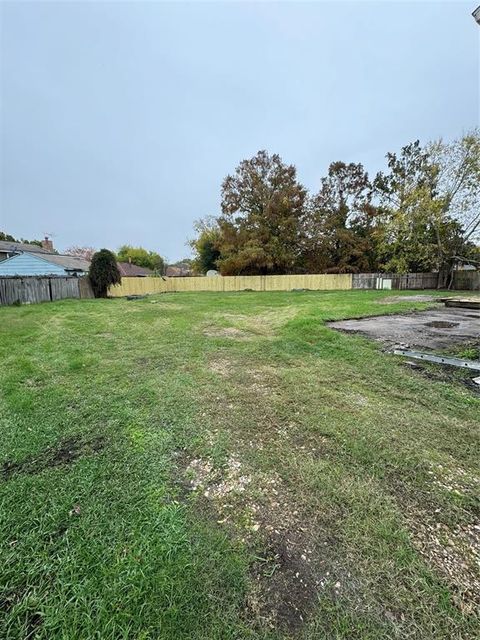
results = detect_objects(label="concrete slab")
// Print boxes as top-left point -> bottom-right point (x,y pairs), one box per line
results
442,297 -> 480,310
328,308 -> 480,350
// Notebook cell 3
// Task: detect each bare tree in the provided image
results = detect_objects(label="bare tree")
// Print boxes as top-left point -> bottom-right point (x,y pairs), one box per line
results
65,246 -> 96,260
428,130 -> 480,244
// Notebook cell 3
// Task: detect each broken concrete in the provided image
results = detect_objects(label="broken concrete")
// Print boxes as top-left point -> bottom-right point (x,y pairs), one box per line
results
442,297 -> 480,310
328,308 -> 480,350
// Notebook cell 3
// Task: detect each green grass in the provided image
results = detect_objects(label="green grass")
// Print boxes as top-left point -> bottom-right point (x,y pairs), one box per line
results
0,290 -> 479,639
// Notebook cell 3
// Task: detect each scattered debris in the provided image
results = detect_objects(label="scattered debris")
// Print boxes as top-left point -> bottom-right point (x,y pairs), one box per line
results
182,450 -> 345,632
393,349 -> 480,371
405,508 -> 480,612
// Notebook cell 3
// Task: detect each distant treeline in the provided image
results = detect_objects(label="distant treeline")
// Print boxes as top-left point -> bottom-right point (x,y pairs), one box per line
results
190,132 -> 480,282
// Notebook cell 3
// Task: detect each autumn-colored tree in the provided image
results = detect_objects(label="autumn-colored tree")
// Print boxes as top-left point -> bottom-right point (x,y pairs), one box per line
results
89,249 -> 121,298
117,245 -> 165,273
190,138 -> 479,278
216,151 -> 308,275
305,162 -> 379,273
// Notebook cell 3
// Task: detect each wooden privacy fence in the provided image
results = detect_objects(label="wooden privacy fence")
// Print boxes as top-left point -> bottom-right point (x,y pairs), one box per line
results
109,273 -> 353,296
453,270 -> 480,291
110,270 -> 480,297
0,276 -> 94,306
2,271 -> 477,305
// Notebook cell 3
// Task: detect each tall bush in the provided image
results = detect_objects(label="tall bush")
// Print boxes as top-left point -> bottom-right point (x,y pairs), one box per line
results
89,249 -> 121,298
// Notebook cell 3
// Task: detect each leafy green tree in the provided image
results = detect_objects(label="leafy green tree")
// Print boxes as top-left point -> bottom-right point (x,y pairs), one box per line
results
0,231 -> 43,246
429,130 -> 480,244
428,131 -> 480,283
89,249 -> 121,298
0,232 -> 16,242
117,245 -> 165,273
189,217 -> 221,273
216,150 -> 308,275
373,137 -> 478,279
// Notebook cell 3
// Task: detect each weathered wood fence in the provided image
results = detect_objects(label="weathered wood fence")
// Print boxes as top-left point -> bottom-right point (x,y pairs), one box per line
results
453,270 -> 480,291
0,276 -> 94,306
352,272 -> 440,290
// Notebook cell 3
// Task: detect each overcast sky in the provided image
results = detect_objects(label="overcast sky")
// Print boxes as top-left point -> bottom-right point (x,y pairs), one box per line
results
1,1 -> 478,261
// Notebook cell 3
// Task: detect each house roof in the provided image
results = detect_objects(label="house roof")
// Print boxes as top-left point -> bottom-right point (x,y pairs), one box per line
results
0,252 -> 67,276
29,252 -> 90,272
166,265 -> 192,277
117,262 -> 154,277
0,251 -> 90,276
0,240 -> 50,254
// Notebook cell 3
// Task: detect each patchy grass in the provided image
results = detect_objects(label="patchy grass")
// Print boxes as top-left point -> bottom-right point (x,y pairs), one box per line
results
0,289 -> 478,639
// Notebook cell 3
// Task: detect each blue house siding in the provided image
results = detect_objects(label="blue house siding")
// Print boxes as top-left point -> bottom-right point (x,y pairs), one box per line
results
0,252 -> 67,276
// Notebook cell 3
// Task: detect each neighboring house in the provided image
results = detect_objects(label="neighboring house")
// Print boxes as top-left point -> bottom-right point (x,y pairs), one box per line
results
166,263 -> 193,277
0,252 -> 90,276
117,262 -> 154,277
0,240 -> 50,262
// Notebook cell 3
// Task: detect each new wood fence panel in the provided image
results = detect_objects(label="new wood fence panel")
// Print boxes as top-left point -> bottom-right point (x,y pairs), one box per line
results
109,273 -> 353,296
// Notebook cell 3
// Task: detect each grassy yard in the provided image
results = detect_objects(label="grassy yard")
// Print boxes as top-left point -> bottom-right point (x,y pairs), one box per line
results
0,290 -> 479,639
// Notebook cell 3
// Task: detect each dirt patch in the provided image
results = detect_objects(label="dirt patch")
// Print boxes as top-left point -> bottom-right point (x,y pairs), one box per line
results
208,358 -> 232,376
149,301 -> 184,311
24,611 -> 43,639
210,308 -> 298,338
2,436 -> 105,480
329,308 -> 480,350
401,359 -> 480,395
181,451 -> 343,632
377,295 -> 438,305
246,529 -> 319,632
242,308 -> 299,335
203,326 -> 251,340
208,355 -> 281,398
0,587 -> 44,638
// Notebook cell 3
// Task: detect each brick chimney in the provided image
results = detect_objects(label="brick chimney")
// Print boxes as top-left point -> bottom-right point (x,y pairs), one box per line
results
41,236 -> 54,252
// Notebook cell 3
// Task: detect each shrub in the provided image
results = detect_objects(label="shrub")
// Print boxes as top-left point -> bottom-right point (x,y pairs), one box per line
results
89,249 -> 121,298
